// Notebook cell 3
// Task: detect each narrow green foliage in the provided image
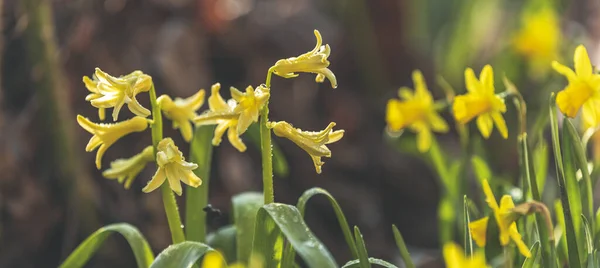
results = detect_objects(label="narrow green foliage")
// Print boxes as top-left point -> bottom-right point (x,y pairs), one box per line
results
565,120 -> 594,229
532,140 -> 549,196
186,125 -> 215,243
342,258 -> 399,268
232,192 -> 264,264
582,216 -> 596,268
521,241 -> 540,268
484,212 -> 503,262
251,203 -> 337,268
391,224 -> 415,268
463,195 -> 474,256
471,155 -> 492,183
59,223 -> 154,268
353,226 -> 372,268
247,123 -> 289,177
150,241 -> 217,268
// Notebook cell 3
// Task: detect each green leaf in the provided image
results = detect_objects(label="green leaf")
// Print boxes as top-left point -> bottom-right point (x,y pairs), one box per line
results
521,241 -> 540,268
532,139 -> 549,196
471,155 -> 492,182
342,258 -> 399,268
187,125 -> 215,243
251,203 -> 337,268
463,195 -> 473,257
354,226 -> 372,268
247,123 -> 289,177
565,120 -> 595,229
484,212 -> 502,263
206,225 -> 237,264
59,223 -> 154,268
582,215 -> 595,268
149,241 -> 218,268
232,192 -> 264,264
391,225 -> 415,268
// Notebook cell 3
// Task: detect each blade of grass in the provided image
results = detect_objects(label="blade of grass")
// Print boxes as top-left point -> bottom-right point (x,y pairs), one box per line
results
521,241 -> 540,268
463,195 -> 474,257
565,120 -> 594,230
391,224 -> 415,268
354,226 -> 372,268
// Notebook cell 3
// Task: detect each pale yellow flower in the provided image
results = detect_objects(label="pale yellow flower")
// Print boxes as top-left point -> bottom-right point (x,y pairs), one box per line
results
157,89 -> 206,142
142,138 -> 201,196
443,243 -> 489,268
231,85 -> 270,134
201,250 -> 250,268
83,68 -> 152,121
386,70 -> 449,152
102,146 -> 154,189
552,45 -> 600,128
452,65 -> 508,139
271,30 -> 337,88
268,121 -> 344,174
468,179 -> 531,258
77,115 -> 149,169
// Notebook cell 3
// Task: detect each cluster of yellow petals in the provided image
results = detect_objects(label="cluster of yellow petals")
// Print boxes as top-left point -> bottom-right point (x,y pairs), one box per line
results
271,30 -> 337,88
268,121 -> 344,174
142,138 -> 202,196
77,115 -> 149,169
102,146 -> 154,189
158,89 -> 206,142
553,45 -> 600,128
469,179 -> 531,258
443,243 -> 488,268
453,65 -> 508,139
83,68 -> 152,121
194,83 -> 270,152
386,70 -> 449,152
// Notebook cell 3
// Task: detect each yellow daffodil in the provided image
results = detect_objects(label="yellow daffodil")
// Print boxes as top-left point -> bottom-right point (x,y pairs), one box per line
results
201,250 -> 254,268
157,89 -> 206,142
102,146 -> 154,189
552,45 -> 600,128
513,3 -> 560,76
443,243 -> 488,268
468,179 -> 531,258
142,138 -> 201,196
386,70 -> 449,152
83,68 -> 152,121
453,65 -> 508,139
271,30 -> 337,88
231,85 -> 270,134
268,121 -> 344,174
77,115 -> 149,169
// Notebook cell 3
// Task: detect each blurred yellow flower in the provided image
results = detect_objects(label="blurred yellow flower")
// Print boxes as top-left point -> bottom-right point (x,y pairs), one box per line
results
142,138 -> 201,196
231,85 -> 270,134
552,45 -> 600,128
443,243 -> 488,268
83,68 -> 152,121
386,70 -> 449,152
513,4 -> 560,76
157,89 -> 206,142
469,179 -> 531,258
272,30 -> 337,88
268,121 -> 344,174
201,250 -> 253,268
77,115 -> 149,169
102,146 -> 154,189
453,65 -> 508,139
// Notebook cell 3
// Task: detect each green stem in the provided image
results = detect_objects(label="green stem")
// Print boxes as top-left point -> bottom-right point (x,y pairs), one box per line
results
149,84 -> 185,244
261,68 -> 275,204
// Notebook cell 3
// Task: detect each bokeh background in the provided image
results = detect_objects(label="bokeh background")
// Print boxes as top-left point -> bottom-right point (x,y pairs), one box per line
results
1,0 -> 599,267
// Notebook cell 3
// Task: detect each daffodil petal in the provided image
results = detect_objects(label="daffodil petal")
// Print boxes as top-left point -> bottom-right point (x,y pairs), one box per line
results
416,127 -> 432,152
480,65 -> 494,93
442,243 -> 465,268
476,113 -> 493,139
143,168 -> 167,193
575,45 -> 592,78
464,68 -> 479,93
469,217 -> 489,247
482,179 -> 499,210
491,111 -> 508,139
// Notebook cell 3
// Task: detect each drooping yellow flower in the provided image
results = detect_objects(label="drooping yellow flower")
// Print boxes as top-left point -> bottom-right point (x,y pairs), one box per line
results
552,45 -> 600,128
271,30 -> 337,88
102,146 -> 154,189
443,243 -> 489,268
231,85 -> 270,134
386,70 -> 449,152
468,179 -> 531,258
77,115 -> 149,169
157,89 -> 206,142
513,3 -> 560,76
268,121 -> 344,174
142,138 -> 201,196
83,68 -> 152,121
453,65 -> 508,139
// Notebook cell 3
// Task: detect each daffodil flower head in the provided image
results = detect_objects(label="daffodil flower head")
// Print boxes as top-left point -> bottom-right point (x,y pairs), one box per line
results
443,242 -> 489,268
157,89 -> 206,142
83,68 -> 152,121
552,45 -> 600,128
268,121 -> 344,174
468,179 -> 531,258
231,85 -> 270,134
102,146 -> 154,189
271,30 -> 337,88
386,70 -> 449,152
77,115 -> 149,169
193,83 -> 248,152
452,65 -> 508,139
142,138 -> 202,196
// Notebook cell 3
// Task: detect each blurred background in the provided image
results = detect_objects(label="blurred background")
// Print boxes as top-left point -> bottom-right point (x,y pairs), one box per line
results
1,0 -> 599,267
